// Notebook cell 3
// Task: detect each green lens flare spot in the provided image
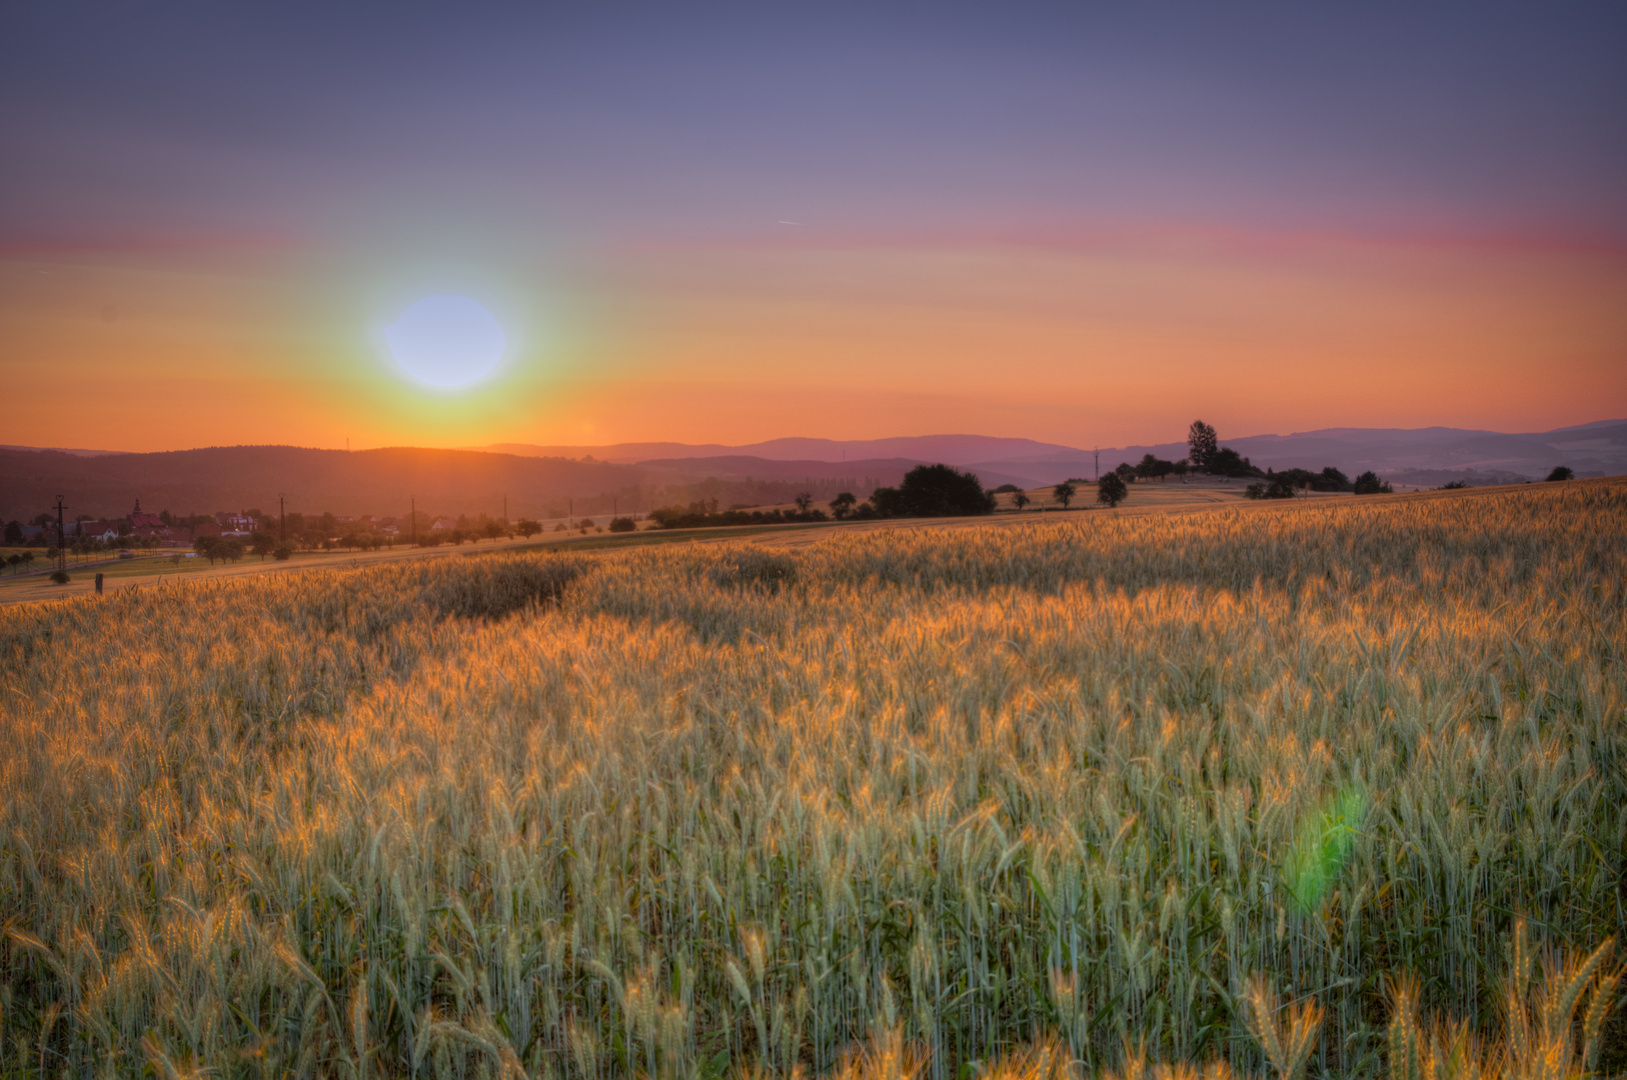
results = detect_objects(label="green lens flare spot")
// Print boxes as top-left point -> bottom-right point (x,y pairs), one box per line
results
1283,788 -> 1366,913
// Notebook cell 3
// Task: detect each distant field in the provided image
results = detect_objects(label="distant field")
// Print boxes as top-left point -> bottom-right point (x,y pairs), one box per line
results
1,479 -> 1623,1076
0,480 -> 1455,606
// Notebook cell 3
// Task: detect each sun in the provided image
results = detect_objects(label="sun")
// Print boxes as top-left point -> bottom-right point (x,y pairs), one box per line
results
384,295 -> 507,388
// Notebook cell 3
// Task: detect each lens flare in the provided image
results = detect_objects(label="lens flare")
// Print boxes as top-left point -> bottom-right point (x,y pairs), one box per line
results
384,295 -> 507,388
1284,788 -> 1367,913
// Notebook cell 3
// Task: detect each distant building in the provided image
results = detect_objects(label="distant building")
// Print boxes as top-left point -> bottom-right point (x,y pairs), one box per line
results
129,499 -> 165,531
431,517 -> 457,531
215,511 -> 256,532
74,521 -> 120,542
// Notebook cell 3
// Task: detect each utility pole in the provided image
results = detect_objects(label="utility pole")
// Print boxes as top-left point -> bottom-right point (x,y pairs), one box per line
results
54,495 -> 66,571
279,493 -> 286,543
1094,448 -> 1099,482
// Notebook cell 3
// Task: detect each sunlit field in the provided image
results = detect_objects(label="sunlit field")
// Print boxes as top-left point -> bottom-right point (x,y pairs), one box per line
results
2,480 -> 1623,1078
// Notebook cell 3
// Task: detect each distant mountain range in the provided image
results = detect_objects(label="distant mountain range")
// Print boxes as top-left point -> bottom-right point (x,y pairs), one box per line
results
477,434 -> 1080,465
3,421 -> 1620,522
479,420 -> 1627,488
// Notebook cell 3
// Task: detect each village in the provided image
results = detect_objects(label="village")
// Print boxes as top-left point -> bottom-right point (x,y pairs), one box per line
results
0,497 -> 581,577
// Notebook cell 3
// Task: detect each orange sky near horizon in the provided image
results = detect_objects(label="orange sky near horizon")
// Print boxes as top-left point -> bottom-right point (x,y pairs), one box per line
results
2,223 -> 1623,453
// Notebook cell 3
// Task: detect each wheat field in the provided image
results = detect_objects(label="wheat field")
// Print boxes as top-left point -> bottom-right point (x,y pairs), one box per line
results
1,480 -> 1623,1078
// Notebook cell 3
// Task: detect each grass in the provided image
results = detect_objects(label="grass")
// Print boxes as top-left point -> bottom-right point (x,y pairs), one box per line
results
498,522 -> 849,555
0,478 -> 1622,1078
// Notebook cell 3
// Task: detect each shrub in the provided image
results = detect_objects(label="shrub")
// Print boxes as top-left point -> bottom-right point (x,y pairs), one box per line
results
1245,475 -> 1298,500
607,517 -> 637,533
1353,471 -> 1393,495
272,545 -> 293,561
1547,465 -> 1574,482
48,569 -> 70,585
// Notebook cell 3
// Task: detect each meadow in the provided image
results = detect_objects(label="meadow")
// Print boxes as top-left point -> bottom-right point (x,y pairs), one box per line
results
1,480 -> 1623,1078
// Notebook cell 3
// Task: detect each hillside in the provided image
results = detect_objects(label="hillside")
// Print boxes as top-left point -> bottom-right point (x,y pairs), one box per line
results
481,420 -> 1627,488
0,446 -> 919,523
0,446 -> 647,522
5,420 -> 1621,523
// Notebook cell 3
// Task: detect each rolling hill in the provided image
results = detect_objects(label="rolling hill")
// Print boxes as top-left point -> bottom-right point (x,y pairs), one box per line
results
3,420 -> 1620,524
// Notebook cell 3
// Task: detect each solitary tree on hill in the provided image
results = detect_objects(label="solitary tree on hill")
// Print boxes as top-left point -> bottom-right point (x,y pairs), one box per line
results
1098,472 -> 1128,508
1013,491 -> 1030,510
1188,420 -> 1218,471
1052,481 -> 1076,509
829,492 -> 857,519
1546,466 -> 1573,482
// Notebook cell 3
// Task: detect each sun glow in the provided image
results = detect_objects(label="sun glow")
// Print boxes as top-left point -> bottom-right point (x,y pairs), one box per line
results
384,294 -> 507,388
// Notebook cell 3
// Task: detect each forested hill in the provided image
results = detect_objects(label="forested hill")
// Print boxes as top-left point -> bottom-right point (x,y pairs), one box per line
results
0,445 -> 929,522
0,446 -> 645,522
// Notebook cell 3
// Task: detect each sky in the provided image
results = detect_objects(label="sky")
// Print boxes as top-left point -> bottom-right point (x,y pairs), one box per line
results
2,1 -> 1624,452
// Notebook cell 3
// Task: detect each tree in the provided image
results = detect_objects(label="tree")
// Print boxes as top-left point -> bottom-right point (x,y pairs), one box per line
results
1136,454 -> 1175,482
273,545 -> 293,561
829,492 -> 857,519
3,521 -> 21,545
514,519 -> 541,538
1207,447 -> 1259,478
1188,420 -> 1218,471
1546,466 -> 1573,482
1316,467 -> 1351,492
1114,462 -> 1136,483
868,464 -> 996,517
1352,471 -> 1392,495
794,492 -> 814,513
483,520 -> 505,542
250,532 -> 277,560
1052,481 -> 1077,509
1245,475 -> 1297,500
194,536 -> 221,564
1097,473 -> 1128,507
218,538 -> 245,563
1013,491 -> 1030,510
608,516 -> 637,532
49,570 -> 70,585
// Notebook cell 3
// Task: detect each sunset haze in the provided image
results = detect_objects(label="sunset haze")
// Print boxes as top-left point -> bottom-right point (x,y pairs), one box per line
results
3,2 -> 1624,450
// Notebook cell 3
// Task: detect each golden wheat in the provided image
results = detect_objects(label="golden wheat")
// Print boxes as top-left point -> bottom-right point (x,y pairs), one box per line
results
1,480 -> 1623,1077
